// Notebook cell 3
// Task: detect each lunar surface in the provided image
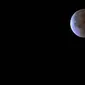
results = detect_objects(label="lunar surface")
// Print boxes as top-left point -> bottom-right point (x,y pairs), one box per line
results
70,9 -> 85,38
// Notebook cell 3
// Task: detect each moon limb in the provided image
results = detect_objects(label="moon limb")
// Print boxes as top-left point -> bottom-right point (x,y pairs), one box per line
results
70,9 -> 85,38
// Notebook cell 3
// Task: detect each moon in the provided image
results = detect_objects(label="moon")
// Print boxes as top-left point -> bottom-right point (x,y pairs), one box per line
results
70,9 -> 85,38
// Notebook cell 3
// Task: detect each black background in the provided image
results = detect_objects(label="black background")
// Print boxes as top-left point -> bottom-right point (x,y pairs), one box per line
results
1,1 -> 85,51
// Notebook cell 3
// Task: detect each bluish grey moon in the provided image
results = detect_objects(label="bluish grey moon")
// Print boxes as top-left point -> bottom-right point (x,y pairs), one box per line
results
70,9 -> 85,38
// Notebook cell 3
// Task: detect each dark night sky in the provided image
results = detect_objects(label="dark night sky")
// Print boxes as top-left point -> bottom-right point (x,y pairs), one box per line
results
1,1 -> 85,49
